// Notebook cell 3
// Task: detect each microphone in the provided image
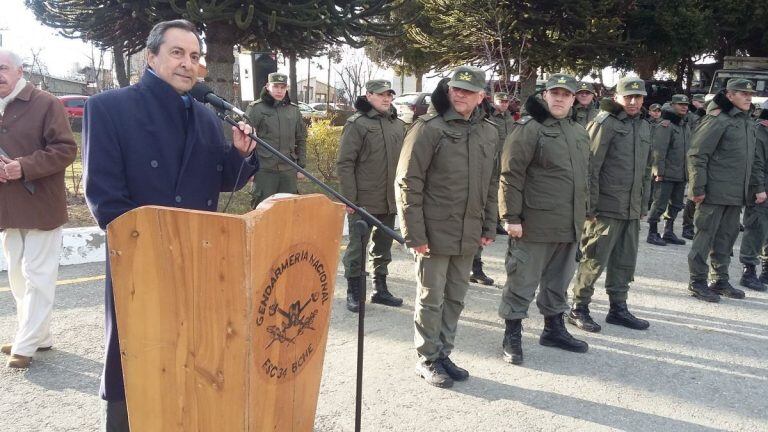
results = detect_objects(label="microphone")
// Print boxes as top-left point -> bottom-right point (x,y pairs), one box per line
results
191,82 -> 246,116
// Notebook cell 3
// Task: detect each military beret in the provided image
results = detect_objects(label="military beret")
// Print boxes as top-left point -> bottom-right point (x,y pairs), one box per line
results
447,66 -> 485,93
546,74 -> 578,93
616,76 -> 647,96
726,78 -> 757,93
366,79 -> 395,94
268,72 -> 288,84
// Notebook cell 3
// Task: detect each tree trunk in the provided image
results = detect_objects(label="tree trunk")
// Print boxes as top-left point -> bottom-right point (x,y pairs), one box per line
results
632,55 -> 659,81
288,52 -> 298,102
415,74 -> 423,92
685,57 -> 694,93
113,46 -> 130,88
306,57 -> 311,103
519,64 -> 538,105
203,22 -> 238,107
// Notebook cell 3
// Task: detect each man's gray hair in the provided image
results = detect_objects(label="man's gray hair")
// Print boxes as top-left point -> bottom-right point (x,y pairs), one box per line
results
0,49 -> 23,68
146,19 -> 202,55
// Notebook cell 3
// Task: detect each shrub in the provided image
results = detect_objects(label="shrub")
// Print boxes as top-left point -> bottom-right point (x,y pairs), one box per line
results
306,119 -> 342,183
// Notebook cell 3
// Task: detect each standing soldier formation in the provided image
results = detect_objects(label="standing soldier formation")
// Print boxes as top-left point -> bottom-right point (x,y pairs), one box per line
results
337,79 -> 405,312
568,77 -> 652,333
687,79 -> 763,303
498,74 -> 591,365
647,94 -> 691,246
396,66 -> 498,388
246,72 -> 307,208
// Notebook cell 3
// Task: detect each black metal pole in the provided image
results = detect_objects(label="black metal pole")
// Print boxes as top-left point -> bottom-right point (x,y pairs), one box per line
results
214,110 -> 405,245
353,219 -> 369,432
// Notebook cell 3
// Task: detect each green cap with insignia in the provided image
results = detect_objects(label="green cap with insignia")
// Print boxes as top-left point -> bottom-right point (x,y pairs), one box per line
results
493,92 -> 510,101
545,74 -> 578,93
365,79 -> 395,94
670,94 -> 690,105
447,66 -> 486,93
649,103 -> 661,111
726,78 -> 757,93
576,81 -> 596,94
268,72 -> 288,84
692,94 -> 705,102
616,76 -> 647,96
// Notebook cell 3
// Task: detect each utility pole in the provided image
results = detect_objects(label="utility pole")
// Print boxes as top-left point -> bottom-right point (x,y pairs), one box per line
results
0,26 -> 8,48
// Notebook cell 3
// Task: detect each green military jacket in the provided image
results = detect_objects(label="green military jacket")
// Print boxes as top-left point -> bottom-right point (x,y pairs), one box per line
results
499,99 -> 590,243
245,89 -> 307,171
588,99 -> 653,220
688,93 -> 756,206
396,106 -> 499,255
572,104 -> 599,128
491,110 -> 515,153
686,111 -> 702,132
750,117 -> 768,207
651,110 -> 690,182
337,96 -> 405,215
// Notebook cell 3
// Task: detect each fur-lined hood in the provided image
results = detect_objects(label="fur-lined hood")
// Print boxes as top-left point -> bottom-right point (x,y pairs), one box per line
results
259,87 -> 292,106
661,109 -> 683,125
599,98 -> 624,116
353,95 -> 398,119
709,89 -> 734,114
759,108 -> 768,121
523,94 -> 553,123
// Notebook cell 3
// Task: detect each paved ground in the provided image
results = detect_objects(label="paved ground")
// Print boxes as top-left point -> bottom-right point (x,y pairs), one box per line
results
1,223 -> 767,431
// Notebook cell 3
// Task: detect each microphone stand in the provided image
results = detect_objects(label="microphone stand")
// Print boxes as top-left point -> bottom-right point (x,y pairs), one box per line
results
210,106 -> 404,432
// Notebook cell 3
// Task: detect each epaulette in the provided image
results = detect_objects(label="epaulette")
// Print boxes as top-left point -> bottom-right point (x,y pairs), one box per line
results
483,118 -> 497,126
660,120 -> 671,127
594,111 -> 610,124
418,113 -> 439,122
290,102 -> 299,108
709,109 -> 722,117
516,116 -> 533,125
346,112 -> 363,124
247,100 -> 261,107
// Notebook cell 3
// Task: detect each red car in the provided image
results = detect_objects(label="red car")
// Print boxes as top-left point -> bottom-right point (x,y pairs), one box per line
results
58,95 -> 89,118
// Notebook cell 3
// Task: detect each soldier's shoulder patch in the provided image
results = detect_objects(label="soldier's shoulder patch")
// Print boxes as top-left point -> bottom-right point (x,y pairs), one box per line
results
660,120 -> 671,127
516,115 -> 533,125
418,113 -> 439,122
346,112 -> 363,124
594,111 -> 611,124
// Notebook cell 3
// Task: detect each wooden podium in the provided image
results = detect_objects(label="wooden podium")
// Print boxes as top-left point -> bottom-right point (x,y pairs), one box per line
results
107,194 -> 345,431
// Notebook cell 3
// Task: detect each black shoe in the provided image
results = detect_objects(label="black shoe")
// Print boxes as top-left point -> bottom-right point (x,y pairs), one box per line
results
370,275 -> 403,307
346,277 -> 362,312
646,223 -> 667,246
415,360 -> 453,388
502,319 -> 524,365
688,280 -> 720,302
682,226 -> 695,240
540,313 -> 589,353
440,357 -> 469,381
662,219 -> 686,245
470,258 -> 494,285
567,304 -> 602,333
605,301 -> 650,330
740,264 -> 767,291
709,280 -> 745,299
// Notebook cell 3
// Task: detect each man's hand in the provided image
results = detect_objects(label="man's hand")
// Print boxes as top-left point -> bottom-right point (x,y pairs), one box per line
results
345,206 -> 355,215
297,172 -> 306,180
756,192 -> 767,204
691,194 -> 705,204
480,237 -> 494,246
232,121 -> 256,157
504,222 -> 523,238
0,156 -> 23,180
655,175 -> 664,182
411,244 -> 430,255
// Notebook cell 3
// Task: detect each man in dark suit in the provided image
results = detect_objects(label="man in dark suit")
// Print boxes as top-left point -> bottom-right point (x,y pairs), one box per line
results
83,19 -> 258,431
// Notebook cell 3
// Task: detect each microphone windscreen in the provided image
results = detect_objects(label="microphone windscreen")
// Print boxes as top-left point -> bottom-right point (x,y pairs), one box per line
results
190,82 -> 213,103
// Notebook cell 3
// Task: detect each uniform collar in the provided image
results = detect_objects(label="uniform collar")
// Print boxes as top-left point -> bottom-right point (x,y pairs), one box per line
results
443,106 -> 482,123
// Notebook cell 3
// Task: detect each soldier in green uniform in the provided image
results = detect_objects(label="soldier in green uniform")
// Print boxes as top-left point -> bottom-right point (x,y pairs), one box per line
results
681,94 -> 708,240
647,103 -> 662,123
498,74 -> 591,365
470,92 -> 514,286
687,79 -> 764,302
646,94 -> 691,246
572,81 -> 599,127
568,76 -> 652,333
738,106 -> 768,292
337,79 -> 405,312
245,72 -> 307,208
396,66 -> 498,388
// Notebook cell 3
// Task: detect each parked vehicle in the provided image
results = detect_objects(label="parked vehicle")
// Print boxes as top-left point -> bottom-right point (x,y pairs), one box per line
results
393,92 -> 431,124
58,95 -> 88,118
706,56 -> 768,107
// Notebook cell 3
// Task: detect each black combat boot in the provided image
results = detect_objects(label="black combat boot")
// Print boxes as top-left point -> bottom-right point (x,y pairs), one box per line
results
646,222 -> 667,246
662,218 -> 686,245
681,225 -> 695,240
567,304 -> 602,333
370,275 -> 403,307
415,360 -> 453,388
740,264 -> 767,291
688,280 -> 720,302
539,313 -> 589,353
470,257 -> 494,285
709,280 -> 745,299
605,301 -> 650,330
440,357 -> 469,381
759,260 -> 768,285
346,277 -> 362,312
502,319 -> 524,365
